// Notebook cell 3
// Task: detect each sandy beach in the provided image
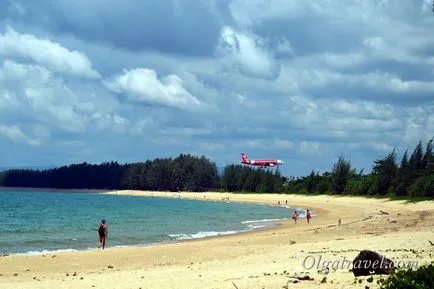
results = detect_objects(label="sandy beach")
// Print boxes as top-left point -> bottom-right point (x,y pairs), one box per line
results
0,191 -> 433,289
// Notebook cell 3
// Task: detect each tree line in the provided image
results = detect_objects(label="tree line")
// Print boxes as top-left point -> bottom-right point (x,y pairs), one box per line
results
284,138 -> 434,197
0,138 -> 432,197
0,155 -> 219,192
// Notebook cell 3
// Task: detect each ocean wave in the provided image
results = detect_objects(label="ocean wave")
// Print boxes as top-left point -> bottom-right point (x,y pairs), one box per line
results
246,224 -> 267,229
168,230 -> 244,240
292,208 -> 319,218
241,218 -> 286,224
13,248 -> 79,256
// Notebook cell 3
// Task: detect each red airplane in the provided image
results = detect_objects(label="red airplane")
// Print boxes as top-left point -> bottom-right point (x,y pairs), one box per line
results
240,152 -> 284,168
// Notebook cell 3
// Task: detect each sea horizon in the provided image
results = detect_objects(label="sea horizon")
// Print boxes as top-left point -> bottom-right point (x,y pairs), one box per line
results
0,189 -> 309,256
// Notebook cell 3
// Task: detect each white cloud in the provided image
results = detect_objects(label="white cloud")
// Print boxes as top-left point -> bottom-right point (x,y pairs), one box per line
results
0,60 -> 88,132
0,59 -> 126,137
105,68 -> 203,110
299,141 -> 324,156
347,142 -> 395,154
270,94 -> 434,151
0,26 -> 100,78
229,0 -> 312,27
292,52 -> 366,70
362,35 -> 434,66
276,65 -> 434,94
151,136 -> 191,147
0,124 -> 42,146
198,142 -> 226,151
234,139 -> 294,150
217,26 -> 278,78
90,113 -> 131,134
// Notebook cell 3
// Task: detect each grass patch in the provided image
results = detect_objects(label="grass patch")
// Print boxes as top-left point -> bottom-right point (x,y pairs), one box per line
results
379,262 -> 434,289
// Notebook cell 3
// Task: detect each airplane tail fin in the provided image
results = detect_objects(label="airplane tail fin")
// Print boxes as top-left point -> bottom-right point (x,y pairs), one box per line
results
241,152 -> 249,162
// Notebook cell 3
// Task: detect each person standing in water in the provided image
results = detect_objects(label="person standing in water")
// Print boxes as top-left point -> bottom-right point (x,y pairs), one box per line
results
97,219 -> 108,249
306,209 -> 312,224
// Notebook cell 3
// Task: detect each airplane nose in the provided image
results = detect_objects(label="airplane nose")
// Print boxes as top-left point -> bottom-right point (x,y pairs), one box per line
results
277,160 -> 284,164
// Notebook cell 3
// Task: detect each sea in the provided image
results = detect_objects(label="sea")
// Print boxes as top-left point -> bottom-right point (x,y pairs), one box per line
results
0,190 -> 307,256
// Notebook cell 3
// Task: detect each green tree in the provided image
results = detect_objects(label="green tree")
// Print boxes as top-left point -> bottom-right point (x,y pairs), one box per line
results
408,141 -> 424,178
372,149 -> 398,195
331,155 -> 356,194
393,149 -> 410,196
422,137 -> 434,174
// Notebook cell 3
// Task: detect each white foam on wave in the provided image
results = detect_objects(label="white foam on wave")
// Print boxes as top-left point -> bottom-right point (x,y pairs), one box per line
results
293,208 -> 319,218
241,218 -> 286,224
13,248 -> 78,256
168,230 -> 244,240
246,224 -> 266,229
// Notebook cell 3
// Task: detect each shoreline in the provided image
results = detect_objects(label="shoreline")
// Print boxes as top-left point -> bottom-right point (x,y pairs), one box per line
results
1,190 -> 433,289
1,190 -> 295,257
4,218 -> 287,257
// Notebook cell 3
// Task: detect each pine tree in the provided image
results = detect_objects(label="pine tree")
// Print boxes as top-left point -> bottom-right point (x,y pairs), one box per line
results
422,138 -> 434,174
372,149 -> 398,195
331,155 -> 356,194
393,149 -> 410,196
408,140 -> 424,178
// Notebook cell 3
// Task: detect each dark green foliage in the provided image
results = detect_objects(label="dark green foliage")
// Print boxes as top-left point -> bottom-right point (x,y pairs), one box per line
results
393,149 -> 411,196
0,161 -> 125,189
372,149 -> 398,195
331,155 -> 357,194
422,138 -> 434,174
282,137 -> 434,197
408,174 -> 434,197
379,263 -> 434,289
0,155 -> 219,192
408,141 -> 424,178
220,165 -> 283,193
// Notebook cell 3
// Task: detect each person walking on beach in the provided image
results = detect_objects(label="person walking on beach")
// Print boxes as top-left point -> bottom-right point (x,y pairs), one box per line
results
306,209 -> 312,224
97,219 -> 108,249
292,210 -> 298,224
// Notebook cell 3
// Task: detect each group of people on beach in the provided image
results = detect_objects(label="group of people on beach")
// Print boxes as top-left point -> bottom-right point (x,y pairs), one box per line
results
96,206 -> 311,250
292,209 -> 311,224
277,200 -> 312,224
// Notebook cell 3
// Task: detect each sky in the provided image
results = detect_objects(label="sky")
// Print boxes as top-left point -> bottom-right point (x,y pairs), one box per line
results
0,0 -> 433,177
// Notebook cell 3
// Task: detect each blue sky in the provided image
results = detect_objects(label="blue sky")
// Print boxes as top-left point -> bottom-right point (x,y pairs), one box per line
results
0,0 -> 433,177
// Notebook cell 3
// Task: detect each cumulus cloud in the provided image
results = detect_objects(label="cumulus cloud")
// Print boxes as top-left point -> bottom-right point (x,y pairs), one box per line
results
234,139 -> 294,150
0,124 -> 42,146
0,60 -> 89,133
299,141 -> 323,156
217,26 -> 279,78
2,0 -> 224,56
0,26 -> 100,78
105,68 -> 203,110
198,142 -> 226,151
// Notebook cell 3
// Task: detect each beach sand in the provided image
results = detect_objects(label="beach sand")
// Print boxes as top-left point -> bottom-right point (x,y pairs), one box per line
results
1,191 -> 433,289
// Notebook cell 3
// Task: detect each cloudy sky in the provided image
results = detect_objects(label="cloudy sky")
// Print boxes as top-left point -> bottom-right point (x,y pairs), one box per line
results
0,0 -> 433,176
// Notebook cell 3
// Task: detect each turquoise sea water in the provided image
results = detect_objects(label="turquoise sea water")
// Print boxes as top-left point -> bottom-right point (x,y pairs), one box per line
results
0,190 -> 299,255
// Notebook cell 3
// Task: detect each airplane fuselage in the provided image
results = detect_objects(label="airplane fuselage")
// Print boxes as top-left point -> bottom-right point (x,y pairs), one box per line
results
240,153 -> 284,167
